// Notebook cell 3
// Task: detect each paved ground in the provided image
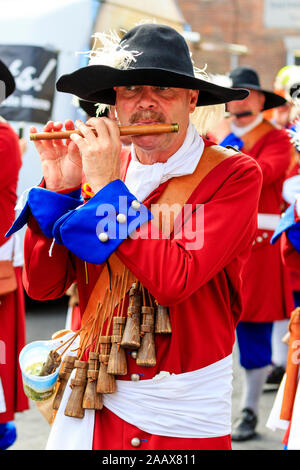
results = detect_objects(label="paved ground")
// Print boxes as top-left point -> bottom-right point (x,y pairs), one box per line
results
8,296 -> 285,451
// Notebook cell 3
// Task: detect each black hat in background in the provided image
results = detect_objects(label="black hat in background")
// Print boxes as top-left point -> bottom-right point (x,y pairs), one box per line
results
229,66 -> 286,111
57,23 -> 249,107
0,59 -> 15,102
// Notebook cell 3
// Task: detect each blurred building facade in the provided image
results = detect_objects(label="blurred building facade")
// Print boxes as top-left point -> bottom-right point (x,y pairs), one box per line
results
93,0 -> 300,88
94,0 -> 186,34
177,0 -> 300,88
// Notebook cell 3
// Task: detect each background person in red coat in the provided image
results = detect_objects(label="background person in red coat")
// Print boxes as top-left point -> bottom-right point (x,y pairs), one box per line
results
8,24 -> 263,450
0,59 -> 29,450
217,66 -> 294,441
267,66 -> 300,393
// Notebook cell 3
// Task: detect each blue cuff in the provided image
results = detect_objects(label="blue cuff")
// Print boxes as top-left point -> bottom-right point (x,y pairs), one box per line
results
0,422 -> 17,450
6,187 -> 83,239
52,179 -> 153,264
271,203 -> 296,244
219,133 -> 244,151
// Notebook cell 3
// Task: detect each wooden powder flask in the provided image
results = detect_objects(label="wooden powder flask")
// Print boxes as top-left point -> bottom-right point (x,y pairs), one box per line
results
39,350 -> 61,376
107,317 -> 127,375
82,370 -> 103,410
121,283 -> 142,349
97,336 -> 116,394
52,355 -> 76,410
82,352 -> 103,410
155,304 -> 172,334
88,351 -> 99,371
64,360 -> 88,419
136,306 -> 156,367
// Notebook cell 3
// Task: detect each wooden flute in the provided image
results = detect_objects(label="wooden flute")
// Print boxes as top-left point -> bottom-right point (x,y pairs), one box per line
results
30,123 -> 179,141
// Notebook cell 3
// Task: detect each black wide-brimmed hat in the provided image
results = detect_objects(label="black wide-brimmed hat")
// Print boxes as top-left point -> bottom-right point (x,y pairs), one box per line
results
229,66 -> 286,111
0,59 -> 15,101
57,24 -> 249,107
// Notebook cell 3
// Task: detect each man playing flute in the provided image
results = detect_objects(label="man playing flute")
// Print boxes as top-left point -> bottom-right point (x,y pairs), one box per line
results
8,23 -> 262,450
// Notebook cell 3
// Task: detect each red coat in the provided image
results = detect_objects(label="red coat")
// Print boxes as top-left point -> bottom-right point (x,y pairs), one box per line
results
282,160 -> 300,292
237,125 -> 294,322
281,232 -> 300,273
23,143 -> 262,449
0,121 -> 28,423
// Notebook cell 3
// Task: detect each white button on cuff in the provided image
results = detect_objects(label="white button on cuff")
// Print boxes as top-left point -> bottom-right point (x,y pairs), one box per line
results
131,437 -> 141,447
131,200 -> 141,210
98,232 -> 109,242
116,213 -> 127,224
130,373 -> 140,381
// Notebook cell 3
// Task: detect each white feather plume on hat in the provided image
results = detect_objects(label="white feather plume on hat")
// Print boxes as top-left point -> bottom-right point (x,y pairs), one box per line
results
81,29 -> 142,116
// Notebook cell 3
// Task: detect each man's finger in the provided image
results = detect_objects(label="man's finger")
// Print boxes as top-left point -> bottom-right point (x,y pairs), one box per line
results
69,132 -> 87,153
75,119 -> 97,142
30,126 -> 45,154
64,120 -> 76,144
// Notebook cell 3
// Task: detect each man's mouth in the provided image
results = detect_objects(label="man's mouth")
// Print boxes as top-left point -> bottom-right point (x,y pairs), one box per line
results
232,111 -> 254,118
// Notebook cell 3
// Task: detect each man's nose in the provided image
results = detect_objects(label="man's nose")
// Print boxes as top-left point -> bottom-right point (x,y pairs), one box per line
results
137,87 -> 157,109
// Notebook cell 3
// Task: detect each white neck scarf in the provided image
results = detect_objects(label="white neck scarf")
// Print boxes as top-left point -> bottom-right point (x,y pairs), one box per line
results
124,122 -> 204,202
230,113 -> 263,138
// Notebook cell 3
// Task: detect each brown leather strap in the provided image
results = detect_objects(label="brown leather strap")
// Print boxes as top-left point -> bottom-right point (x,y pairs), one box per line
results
241,119 -> 275,153
81,144 -> 236,328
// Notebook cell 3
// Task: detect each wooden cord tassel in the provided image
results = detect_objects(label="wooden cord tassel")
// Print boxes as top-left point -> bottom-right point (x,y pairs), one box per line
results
64,360 -> 88,419
121,282 -> 142,349
136,290 -> 156,367
107,316 -> 127,375
155,303 -> 172,334
97,336 -> 116,394
52,355 -> 76,410
82,351 -> 103,410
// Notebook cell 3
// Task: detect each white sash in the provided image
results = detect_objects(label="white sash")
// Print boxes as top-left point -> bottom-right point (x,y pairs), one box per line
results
0,234 -> 23,267
46,354 -> 232,449
0,237 -> 14,261
0,378 -> 6,413
266,374 -> 289,432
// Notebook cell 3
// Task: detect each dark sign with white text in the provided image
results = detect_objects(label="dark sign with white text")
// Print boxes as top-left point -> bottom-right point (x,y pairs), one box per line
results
0,44 -> 57,123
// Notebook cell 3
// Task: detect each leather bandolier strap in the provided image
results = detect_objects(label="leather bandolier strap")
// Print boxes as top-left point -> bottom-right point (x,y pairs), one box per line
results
240,119 -> 276,153
81,144 -> 237,330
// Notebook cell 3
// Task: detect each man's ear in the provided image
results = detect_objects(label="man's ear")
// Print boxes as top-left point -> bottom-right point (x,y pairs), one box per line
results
189,89 -> 199,113
259,91 -> 266,110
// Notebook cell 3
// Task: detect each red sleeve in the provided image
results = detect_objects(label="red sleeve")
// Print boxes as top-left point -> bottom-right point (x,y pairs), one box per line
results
281,232 -> 300,272
117,157 -> 263,306
22,215 -> 76,300
254,129 -> 292,185
0,122 -> 21,190
0,122 -> 22,246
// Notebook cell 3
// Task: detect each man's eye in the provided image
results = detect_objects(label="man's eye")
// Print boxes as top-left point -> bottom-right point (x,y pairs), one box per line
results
158,87 -> 169,91
126,86 -> 137,91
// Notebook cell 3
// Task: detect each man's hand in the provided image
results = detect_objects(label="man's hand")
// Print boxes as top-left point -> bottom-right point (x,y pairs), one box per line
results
30,120 -> 83,191
70,117 -> 121,194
